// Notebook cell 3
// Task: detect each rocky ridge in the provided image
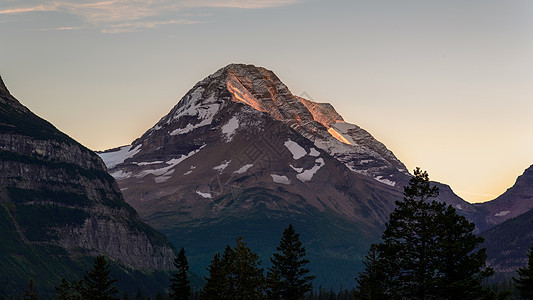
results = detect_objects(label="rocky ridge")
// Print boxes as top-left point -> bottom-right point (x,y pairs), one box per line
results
0,75 -> 176,293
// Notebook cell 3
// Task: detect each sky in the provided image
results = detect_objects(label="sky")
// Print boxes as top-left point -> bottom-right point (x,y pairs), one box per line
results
1,0 -> 532,203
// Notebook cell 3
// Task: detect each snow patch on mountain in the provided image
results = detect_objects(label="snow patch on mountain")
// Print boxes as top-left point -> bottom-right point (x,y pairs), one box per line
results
184,166 -> 196,175
214,160 -> 231,172
110,170 -> 133,180
196,190 -> 212,198
135,145 -> 205,181
234,164 -> 253,174
222,116 -> 239,141
135,161 -> 164,166
309,148 -> 320,157
169,93 -> 221,135
155,176 -> 171,183
284,140 -> 307,160
375,176 -> 396,187
290,165 -> 304,173
99,145 -> 142,169
271,174 -> 291,185
495,210 -> 511,217
296,158 -> 325,182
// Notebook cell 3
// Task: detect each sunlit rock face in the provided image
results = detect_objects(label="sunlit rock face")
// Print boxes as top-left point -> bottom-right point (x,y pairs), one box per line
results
100,64 -> 480,287
0,75 -> 175,271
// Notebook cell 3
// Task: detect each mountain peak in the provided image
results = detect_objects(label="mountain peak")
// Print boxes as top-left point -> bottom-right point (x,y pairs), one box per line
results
127,63 -> 408,188
145,63 -> 346,143
198,63 -> 343,129
0,75 -> 9,95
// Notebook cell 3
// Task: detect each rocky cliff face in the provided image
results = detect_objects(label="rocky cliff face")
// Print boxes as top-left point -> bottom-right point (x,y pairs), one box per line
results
0,75 -> 175,282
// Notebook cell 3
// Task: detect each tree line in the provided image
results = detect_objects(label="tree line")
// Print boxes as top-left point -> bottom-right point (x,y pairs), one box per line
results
13,168 -> 533,299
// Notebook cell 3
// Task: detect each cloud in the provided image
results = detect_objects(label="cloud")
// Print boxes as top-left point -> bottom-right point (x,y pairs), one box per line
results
0,0 -> 302,32
102,19 -> 202,33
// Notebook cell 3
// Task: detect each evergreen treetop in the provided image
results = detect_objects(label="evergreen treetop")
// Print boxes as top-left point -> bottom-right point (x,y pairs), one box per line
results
202,237 -> 264,300
514,245 -> 533,299
267,224 -> 315,300
82,255 -> 119,300
357,168 -> 493,299
170,247 -> 191,300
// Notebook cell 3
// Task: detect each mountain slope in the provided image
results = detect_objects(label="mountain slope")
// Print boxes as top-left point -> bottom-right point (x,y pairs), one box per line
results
100,64 -> 480,287
483,207 -> 533,272
475,165 -> 533,231
0,76 -> 176,295
481,165 -> 533,272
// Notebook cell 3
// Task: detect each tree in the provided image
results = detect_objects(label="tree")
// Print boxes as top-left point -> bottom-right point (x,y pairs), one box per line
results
202,237 -> 264,299
514,245 -> 533,299
356,168 -> 493,299
202,251 -> 229,299
266,224 -> 315,299
23,279 -> 38,300
56,278 -> 83,300
355,245 -> 389,299
82,255 -> 119,300
170,247 -> 191,300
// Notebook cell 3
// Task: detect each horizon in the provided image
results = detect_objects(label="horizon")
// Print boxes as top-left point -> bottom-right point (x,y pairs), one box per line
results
1,0 -> 532,203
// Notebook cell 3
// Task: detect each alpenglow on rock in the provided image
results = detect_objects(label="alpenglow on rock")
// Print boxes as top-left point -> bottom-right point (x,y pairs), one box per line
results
0,75 -> 176,294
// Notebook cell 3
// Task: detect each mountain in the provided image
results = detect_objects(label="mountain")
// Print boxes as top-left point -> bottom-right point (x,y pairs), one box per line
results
100,63 -> 480,288
481,165 -> 533,272
475,165 -> 533,231
483,207 -> 533,273
0,75 -> 176,295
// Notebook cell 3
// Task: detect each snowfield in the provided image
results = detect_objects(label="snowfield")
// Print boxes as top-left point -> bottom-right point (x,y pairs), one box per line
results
271,174 -> 291,185
196,190 -> 212,198
213,160 -> 231,172
284,140 -> 307,160
296,158 -> 325,182
99,145 -> 142,169
495,210 -> 511,217
222,116 -> 239,141
234,164 -> 253,174
134,145 -> 206,182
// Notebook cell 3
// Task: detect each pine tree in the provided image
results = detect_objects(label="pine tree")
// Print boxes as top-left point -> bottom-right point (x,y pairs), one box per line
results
434,205 -> 493,298
356,168 -> 493,299
81,255 -> 119,300
266,224 -> 315,299
170,247 -> 191,300
23,279 -> 38,300
232,237 -> 265,299
202,237 -> 264,299
514,245 -> 533,299
355,244 -> 389,299
56,278 -> 83,300
202,249 -> 231,299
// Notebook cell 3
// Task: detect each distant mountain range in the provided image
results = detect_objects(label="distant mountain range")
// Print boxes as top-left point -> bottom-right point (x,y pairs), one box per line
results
0,76 -> 176,295
99,64 -> 530,287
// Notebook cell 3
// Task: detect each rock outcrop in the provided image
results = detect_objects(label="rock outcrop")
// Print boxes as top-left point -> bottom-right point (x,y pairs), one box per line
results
0,75 -> 176,294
